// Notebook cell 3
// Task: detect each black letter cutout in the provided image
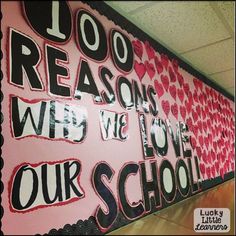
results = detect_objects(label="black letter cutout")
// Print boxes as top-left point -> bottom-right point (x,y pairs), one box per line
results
99,67 -> 115,104
117,76 -> 134,110
140,161 -> 161,212
138,113 -> 154,159
159,159 -> 176,203
9,28 -> 43,90
151,118 -> 168,157
133,81 -> 149,113
42,164 -> 63,204
11,165 -> 38,210
76,10 -> 107,62
75,60 -> 102,103
93,162 -> 118,231
166,119 -> 181,157
46,44 -> 70,97
11,96 -> 46,138
23,1 -> 72,43
147,86 -> 158,117
175,159 -> 190,197
118,163 -> 145,219
110,29 -> 133,73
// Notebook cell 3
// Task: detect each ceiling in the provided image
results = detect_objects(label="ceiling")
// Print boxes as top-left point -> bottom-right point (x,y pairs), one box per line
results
105,1 -> 235,97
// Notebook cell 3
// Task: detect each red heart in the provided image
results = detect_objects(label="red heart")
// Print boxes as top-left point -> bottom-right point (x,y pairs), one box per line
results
208,133 -> 212,144
134,60 -> 146,81
161,54 -> 169,70
211,165 -> 215,178
213,141 -> 217,151
180,106 -> 186,120
196,146 -> 202,158
169,85 -> 177,100
171,103 -> 178,120
193,91 -> 199,103
206,166 -> 211,179
145,41 -> 155,60
202,108 -> 206,120
145,60 -> 155,80
154,80 -> 164,98
199,94 -> 204,105
186,117 -> 193,130
162,100 -> 170,117
203,121 -> 207,131
190,136 -> 197,149
192,110 -> 198,122
132,40 -> 143,60
185,100 -> 192,114
207,100 -> 212,111
204,136 -> 209,149
202,150 -> 207,163
192,125 -> 199,138
183,83 -> 190,96
200,163 -> 206,176
154,56 -> 163,74
196,105 -> 201,118
177,89 -> 184,103
172,58 -> 179,72
177,72 -> 184,87
215,161 -> 219,173
161,75 -> 169,92
199,136 -> 204,147
168,66 -> 176,82
220,167 -> 224,179
197,120 -> 203,133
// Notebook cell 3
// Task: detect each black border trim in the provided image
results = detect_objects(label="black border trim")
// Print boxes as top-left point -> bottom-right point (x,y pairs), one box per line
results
83,1 -> 234,101
0,5 -> 4,236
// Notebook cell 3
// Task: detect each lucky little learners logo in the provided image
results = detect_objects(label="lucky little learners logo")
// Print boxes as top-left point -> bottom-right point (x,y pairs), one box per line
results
194,208 -> 230,233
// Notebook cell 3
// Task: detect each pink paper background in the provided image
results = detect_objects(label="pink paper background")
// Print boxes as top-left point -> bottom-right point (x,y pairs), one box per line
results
1,1 -> 235,235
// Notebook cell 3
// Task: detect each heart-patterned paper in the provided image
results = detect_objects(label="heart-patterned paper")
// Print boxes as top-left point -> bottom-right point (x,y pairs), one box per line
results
161,75 -> 169,92
134,60 -> 146,81
145,60 -> 155,80
161,100 -> 170,117
171,103 -> 178,120
154,80 -> 164,98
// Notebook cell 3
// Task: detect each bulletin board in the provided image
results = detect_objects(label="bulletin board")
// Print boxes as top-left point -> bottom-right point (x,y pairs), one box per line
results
1,1 -> 235,235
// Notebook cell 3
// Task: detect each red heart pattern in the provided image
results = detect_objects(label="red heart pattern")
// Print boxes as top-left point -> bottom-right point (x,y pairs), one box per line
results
161,75 -> 169,92
162,100 -> 170,117
145,61 -> 155,80
171,103 -> 178,120
134,60 -> 146,81
169,85 -> 177,100
154,80 -> 164,98
133,37 -> 234,182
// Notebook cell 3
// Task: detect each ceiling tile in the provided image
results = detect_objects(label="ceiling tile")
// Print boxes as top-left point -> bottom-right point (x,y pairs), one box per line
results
105,1 -> 148,13
127,1 -> 230,53
181,39 -> 234,75
216,1 -> 235,31
210,69 -> 235,89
